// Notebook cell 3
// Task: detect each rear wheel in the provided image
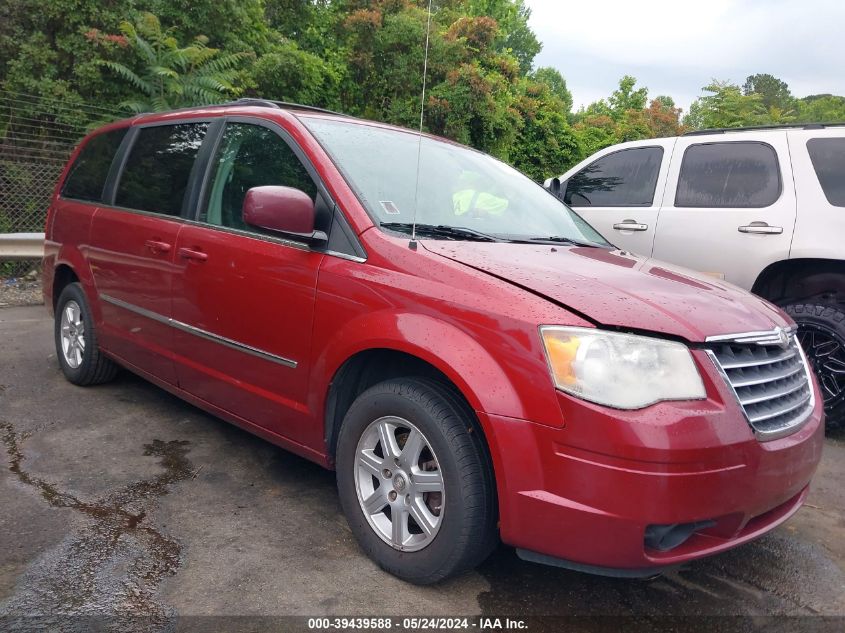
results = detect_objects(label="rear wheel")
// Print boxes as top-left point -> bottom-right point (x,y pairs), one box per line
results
336,378 -> 497,584
784,303 -> 845,430
54,283 -> 118,386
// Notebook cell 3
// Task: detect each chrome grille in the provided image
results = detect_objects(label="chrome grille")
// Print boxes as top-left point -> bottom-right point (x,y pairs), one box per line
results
707,329 -> 814,440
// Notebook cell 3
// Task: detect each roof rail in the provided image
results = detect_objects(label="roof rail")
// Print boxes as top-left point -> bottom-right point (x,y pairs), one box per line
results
226,98 -> 349,117
683,122 -> 845,136
130,99 -> 351,119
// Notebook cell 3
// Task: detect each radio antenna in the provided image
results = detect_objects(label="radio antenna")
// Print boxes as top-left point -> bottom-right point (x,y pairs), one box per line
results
410,0 -> 434,249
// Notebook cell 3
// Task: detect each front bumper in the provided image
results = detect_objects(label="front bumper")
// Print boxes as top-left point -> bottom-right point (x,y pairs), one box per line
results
482,351 -> 825,572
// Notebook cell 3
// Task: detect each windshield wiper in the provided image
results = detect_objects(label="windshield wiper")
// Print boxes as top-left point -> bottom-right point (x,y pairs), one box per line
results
380,222 -> 499,242
528,236 -> 604,248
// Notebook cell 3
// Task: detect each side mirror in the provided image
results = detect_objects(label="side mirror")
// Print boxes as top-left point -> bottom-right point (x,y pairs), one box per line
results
243,186 -> 326,242
545,177 -> 562,199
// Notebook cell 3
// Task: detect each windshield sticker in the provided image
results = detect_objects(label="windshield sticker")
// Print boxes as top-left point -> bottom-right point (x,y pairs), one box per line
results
380,201 -> 401,215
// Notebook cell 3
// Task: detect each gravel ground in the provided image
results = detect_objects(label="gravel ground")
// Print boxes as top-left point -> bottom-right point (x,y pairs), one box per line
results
0,270 -> 43,308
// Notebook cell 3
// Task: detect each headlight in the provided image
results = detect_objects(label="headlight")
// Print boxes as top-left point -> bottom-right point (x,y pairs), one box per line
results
540,326 -> 706,409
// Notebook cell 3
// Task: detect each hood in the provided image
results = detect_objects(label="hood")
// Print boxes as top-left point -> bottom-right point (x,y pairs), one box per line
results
421,242 -> 790,343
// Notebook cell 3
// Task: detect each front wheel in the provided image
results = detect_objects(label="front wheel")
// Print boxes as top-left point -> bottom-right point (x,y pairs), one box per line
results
336,378 -> 497,584
784,302 -> 845,430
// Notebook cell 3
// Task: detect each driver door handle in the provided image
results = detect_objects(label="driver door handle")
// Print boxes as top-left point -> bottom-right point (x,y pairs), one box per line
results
144,239 -> 172,254
612,220 -> 648,232
738,222 -> 783,235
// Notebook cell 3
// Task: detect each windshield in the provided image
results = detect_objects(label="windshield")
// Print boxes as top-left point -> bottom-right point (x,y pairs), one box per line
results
302,117 -> 610,246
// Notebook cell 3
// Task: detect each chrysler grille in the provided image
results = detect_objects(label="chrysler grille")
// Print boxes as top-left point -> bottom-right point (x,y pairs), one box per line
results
708,330 -> 814,440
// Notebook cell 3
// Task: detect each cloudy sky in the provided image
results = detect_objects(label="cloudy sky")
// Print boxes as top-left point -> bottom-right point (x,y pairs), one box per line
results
526,0 -> 845,114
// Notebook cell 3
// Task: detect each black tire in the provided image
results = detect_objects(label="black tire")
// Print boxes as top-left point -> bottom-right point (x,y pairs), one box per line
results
336,377 -> 498,584
784,302 -> 845,430
54,282 -> 118,386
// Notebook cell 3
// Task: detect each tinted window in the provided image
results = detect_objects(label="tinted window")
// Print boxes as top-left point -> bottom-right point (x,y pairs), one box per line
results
61,129 -> 127,202
563,147 -> 663,207
116,123 -> 208,216
675,142 -> 781,208
807,138 -> 845,207
202,123 -> 317,233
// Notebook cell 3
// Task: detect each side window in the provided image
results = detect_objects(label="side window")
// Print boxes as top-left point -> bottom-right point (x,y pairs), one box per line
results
675,142 -> 781,208
61,128 -> 127,202
807,138 -> 845,207
202,122 -> 318,233
563,147 -> 663,207
115,122 -> 209,216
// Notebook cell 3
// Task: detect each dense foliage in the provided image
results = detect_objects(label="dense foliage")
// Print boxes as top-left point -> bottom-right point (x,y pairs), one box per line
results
2,1 -> 844,180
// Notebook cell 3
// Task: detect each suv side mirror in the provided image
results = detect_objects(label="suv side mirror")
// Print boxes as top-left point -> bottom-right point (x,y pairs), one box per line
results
243,186 -> 327,242
545,177 -> 562,199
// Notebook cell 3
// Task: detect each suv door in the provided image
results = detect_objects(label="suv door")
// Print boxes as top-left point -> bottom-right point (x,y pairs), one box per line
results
651,133 -> 796,289
786,129 -> 845,261
88,121 -> 210,383
561,143 -> 670,255
170,119 -> 326,444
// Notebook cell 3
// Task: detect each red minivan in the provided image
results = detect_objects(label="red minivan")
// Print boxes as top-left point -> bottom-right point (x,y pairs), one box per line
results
43,100 -> 824,583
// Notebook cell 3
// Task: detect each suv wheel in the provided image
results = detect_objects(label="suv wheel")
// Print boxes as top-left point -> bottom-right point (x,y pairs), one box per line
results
335,378 -> 497,584
55,283 -> 118,386
784,303 -> 845,430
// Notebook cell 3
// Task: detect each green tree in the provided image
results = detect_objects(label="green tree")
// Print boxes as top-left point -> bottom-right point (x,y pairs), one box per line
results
248,40 -> 341,108
466,0 -> 541,74
509,78 -> 579,180
742,73 -> 794,112
530,67 -> 573,115
684,80 -> 766,129
99,13 -> 252,113
608,75 -> 648,119
795,95 -> 845,123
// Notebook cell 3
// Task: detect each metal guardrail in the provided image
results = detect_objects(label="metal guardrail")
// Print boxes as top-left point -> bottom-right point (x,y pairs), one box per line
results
0,233 -> 45,260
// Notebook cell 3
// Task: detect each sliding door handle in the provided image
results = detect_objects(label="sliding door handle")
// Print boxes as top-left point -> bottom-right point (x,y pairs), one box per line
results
178,247 -> 208,262
612,220 -> 648,232
738,222 -> 783,235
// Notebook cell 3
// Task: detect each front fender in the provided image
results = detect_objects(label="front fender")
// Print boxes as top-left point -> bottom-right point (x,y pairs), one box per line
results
313,309 -> 526,421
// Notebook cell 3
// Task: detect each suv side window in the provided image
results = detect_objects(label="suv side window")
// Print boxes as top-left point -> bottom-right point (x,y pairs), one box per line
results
807,138 -> 845,207
115,122 -> 209,216
61,128 -> 127,202
675,141 -> 781,208
563,147 -> 663,207
201,122 -> 318,233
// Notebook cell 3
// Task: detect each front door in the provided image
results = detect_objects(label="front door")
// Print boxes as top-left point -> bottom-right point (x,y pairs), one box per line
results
563,144 -> 670,256
89,121 -> 210,382
651,133 -> 797,290
170,121 -> 325,443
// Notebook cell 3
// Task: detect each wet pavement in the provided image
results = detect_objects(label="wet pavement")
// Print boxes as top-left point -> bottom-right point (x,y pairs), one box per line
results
1,305 -> 843,631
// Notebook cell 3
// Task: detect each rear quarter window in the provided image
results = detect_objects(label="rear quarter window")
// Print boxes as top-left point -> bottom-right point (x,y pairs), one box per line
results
675,141 -> 781,208
61,128 -> 127,202
807,138 -> 845,207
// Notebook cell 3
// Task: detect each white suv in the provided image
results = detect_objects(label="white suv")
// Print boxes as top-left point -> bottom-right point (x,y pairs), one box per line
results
546,124 -> 845,429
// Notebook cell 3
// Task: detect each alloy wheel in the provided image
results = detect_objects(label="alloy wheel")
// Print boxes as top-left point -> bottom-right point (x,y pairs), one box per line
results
798,323 -> 845,413
354,416 -> 444,552
60,300 -> 85,369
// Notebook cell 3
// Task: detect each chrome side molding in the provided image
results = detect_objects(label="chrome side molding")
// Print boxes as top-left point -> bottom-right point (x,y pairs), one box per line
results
100,294 -> 298,369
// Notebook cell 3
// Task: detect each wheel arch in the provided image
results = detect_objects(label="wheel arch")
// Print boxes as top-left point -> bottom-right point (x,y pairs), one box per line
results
752,258 -> 845,306
52,264 -> 80,311
323,347 -> 502,522
50,246 -> 102,321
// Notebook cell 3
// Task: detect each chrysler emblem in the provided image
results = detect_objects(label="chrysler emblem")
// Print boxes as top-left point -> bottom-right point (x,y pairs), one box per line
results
776,327 -> 790,349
